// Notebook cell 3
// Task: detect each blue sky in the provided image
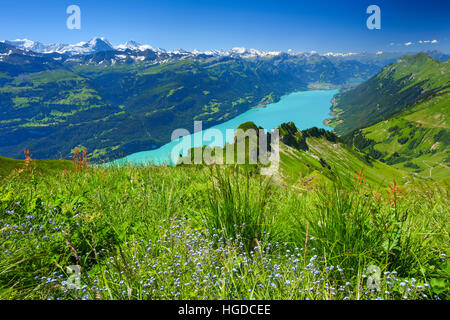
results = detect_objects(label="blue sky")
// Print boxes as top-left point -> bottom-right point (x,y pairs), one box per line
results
1,0 -> 449,53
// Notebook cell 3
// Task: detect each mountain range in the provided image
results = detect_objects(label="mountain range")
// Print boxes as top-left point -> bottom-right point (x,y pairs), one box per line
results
4,37 -> 449,63
0,37 -> 392,160
0,37 -> 449,175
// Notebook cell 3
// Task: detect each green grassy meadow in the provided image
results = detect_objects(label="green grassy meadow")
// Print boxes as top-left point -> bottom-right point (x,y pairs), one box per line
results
0,150 -> 448,300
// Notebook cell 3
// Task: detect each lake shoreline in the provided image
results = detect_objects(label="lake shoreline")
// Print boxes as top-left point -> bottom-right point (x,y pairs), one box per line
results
106,88 -> 340,167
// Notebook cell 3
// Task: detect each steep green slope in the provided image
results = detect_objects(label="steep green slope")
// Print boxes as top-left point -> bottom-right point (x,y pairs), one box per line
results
330,53 -> 450,135
344,92 -> 449,180
330,54 -> 450,180
276,124 -> 410,188
177,122 -> 412,188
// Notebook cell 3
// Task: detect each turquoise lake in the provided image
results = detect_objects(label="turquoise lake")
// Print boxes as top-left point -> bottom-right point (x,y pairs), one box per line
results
110,89 -> 339,166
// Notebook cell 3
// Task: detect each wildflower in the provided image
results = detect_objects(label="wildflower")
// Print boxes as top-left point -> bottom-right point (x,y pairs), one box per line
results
354,168 -> 366,185
385,180 -> 407,206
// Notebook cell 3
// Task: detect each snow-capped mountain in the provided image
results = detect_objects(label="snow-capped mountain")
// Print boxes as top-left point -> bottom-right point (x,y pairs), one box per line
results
324,52 -> 359,57
213,47 -> 283,59
115,40 -> 161,52
74,37 -> 115,54
2,37 -> 115,56
3,37 -> 437,67
2,39 -> 51,53
2,37 -> 287,59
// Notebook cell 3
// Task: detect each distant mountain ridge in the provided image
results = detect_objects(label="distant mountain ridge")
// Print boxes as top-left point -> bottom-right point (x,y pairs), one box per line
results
5,37 -> 449,62
3,37 -> 115,56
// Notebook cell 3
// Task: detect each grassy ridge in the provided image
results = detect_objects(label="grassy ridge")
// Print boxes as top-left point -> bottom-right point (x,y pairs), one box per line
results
343,87 -> 449,180
279,136 -> 410,187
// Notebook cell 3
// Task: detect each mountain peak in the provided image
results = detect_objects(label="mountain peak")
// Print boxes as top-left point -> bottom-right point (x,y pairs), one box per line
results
399,52 -> 434,65
2,37 -> 115,56
85,37 -> 114,52
116,40 -> 154,52
3,39 -> 47,53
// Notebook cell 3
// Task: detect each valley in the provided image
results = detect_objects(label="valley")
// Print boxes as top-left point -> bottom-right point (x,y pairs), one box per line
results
0,38 -> 411,161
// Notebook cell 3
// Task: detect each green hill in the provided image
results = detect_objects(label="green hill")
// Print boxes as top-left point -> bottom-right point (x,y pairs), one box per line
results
344,105 -> 449,180
276,124 -> 412,188
0,155 -> 72,179
328,54 -> 449,180
330,53 -> 450,136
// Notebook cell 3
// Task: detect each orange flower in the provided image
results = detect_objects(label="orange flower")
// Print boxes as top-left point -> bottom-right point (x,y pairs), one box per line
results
385,179 -> 407,206
21,148 -> 36,177
73,147 -> 89,173
354,168 -> 366,185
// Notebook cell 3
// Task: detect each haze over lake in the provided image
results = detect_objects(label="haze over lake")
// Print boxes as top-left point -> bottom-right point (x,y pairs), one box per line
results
111,89 -> 339,166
